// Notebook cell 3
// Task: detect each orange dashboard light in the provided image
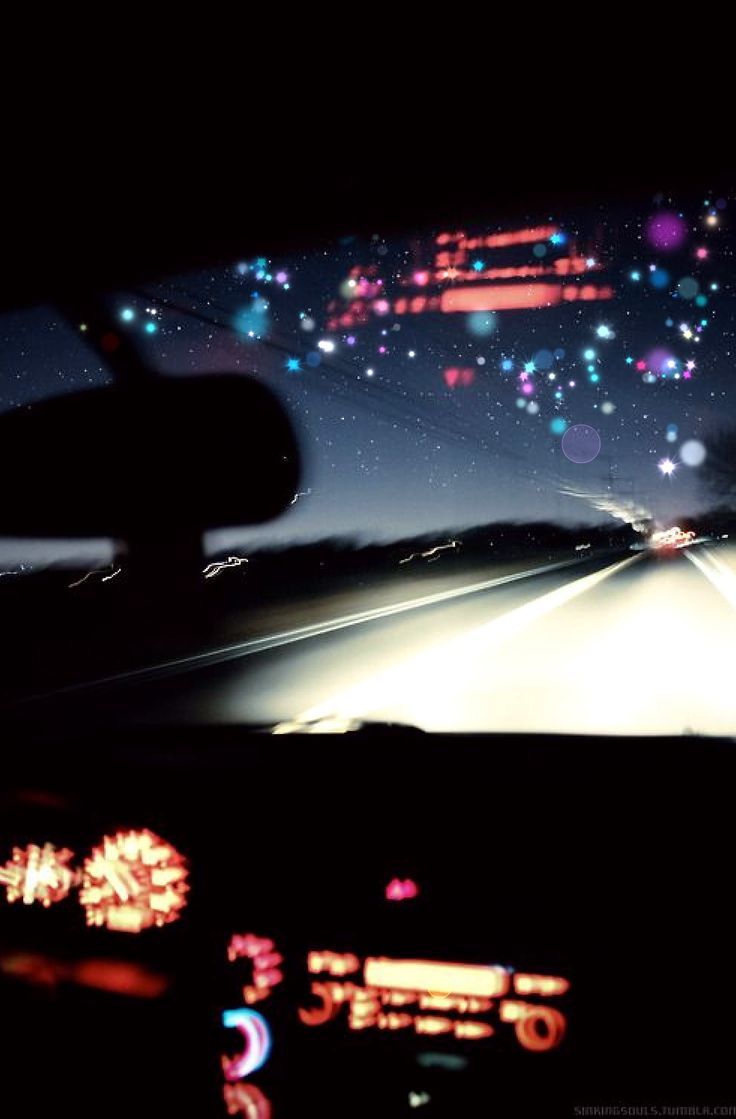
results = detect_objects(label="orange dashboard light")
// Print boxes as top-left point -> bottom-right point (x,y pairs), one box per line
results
72,958 -> 169,998
79,829 -> 188,933
228,935 -> 274,961
419,993 -> 449,1008
454,1020 -> 494,1040
364,958 -> 510,999
419,993 -> 486,1012
414,1016 -> 453,1036
381,989 -> 417,1007
500,1000 -> 567,1051
254,968 -> 282,990
255,952 -> 282,971
298,981 -> 350,1026
228,933 -> 284,1004
515,1006 -> 567,1052
514,973 -> 570,997
1,843 -> 77,907
377,1012 -> 413,1031
348,986 -> 381,1030
223,1082 -> 272,1119
242,986 -> 269,1006
499,999 -> 525,1022
465,997 -> 492,1013
308,950 -> 360,976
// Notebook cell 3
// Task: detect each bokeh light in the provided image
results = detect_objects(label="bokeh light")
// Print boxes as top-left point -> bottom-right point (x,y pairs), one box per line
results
561,424 -> 602,464
680,439 -> 706,467
677,277 -> 699,300
467,311 -> 498,337
646,212 -> 688,251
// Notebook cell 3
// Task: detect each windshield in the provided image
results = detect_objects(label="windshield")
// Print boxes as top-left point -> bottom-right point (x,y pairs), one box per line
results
2,195 -> 735,735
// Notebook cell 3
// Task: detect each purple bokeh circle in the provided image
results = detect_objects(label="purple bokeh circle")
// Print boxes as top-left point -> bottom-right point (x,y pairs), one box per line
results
645,212 -> 687,252
645,347 -> 675,376
561,424 -> 602,464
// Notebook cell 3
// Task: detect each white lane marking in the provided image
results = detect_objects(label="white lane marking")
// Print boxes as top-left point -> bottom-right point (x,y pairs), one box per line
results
277,553 -> 642,731
22,554 -> 606,701
686,548 -> 736,610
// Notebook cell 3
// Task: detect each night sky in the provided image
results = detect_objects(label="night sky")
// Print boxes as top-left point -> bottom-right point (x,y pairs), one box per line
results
1,192 -> 733,565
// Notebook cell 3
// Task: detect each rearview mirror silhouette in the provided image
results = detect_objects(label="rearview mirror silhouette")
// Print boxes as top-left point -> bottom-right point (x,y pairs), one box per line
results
0,374 -> 301,582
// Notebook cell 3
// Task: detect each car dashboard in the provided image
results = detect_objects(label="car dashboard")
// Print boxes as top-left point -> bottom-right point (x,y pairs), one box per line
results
1,726 -> 733,1118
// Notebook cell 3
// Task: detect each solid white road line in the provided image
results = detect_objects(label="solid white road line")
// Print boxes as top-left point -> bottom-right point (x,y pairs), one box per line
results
277,552 -> 642,731
23,553 -> 608,700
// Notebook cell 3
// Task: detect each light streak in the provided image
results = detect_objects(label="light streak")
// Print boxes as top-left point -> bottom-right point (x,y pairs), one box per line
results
68,571 -> 97,589
399,540 -> 459,565
203,556 -> 249,579
68,564 -> 121,589
31,557 -> 597,704
286,555 -> 641,730
686,549 -> 736,611
290,488 -> 312,506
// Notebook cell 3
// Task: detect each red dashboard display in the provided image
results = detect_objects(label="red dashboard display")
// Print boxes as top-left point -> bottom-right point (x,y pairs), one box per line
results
221,932 -> 570,1114
0,830 -> 189,933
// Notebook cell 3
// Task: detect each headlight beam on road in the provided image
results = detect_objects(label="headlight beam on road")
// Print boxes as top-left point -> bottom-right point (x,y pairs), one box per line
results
276,554 -> 641,732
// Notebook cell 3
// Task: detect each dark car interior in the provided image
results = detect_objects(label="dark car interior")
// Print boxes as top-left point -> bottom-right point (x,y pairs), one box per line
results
2,88 -> 736,1118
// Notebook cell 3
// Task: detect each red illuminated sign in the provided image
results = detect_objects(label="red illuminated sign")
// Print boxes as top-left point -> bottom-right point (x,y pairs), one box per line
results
326,225 -> 613,331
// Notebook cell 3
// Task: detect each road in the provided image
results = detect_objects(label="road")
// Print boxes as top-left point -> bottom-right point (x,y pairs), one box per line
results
19,543 -> 736,736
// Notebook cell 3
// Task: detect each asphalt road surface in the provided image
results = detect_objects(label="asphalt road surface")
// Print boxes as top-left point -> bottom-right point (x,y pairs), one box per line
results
19,543 -> 736,736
